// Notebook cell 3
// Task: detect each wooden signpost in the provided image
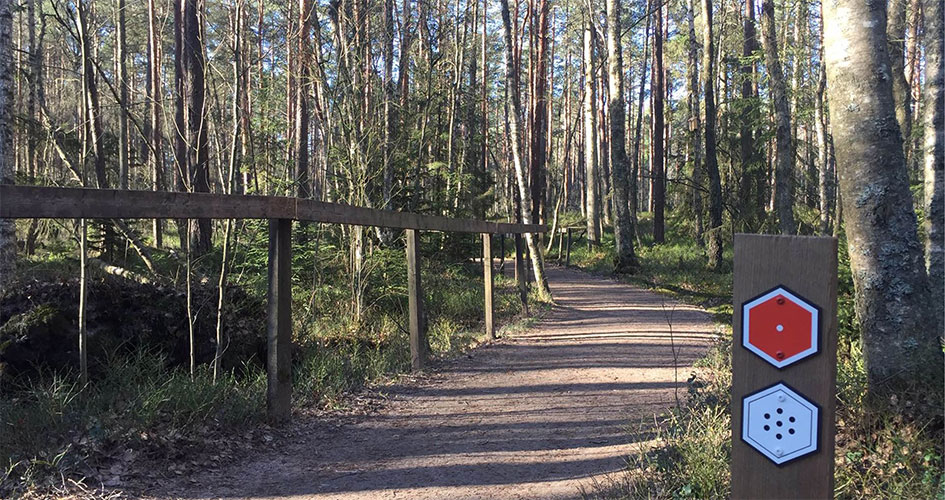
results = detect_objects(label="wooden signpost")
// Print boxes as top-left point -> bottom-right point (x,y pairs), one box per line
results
731,234 -> 838,499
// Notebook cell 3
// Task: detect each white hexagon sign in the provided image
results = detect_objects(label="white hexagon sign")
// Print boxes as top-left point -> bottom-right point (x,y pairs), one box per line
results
742,286 -> 820,368
742,382 -> 819,465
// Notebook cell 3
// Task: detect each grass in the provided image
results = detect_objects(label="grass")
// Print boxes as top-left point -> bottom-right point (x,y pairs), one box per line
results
564,214 -> 944,499
0,225 -> 545,496
0,350 -> 265,495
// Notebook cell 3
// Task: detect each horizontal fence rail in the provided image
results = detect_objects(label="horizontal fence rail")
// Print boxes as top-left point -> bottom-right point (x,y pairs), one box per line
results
0,185 -> 546,234
1,184 -> 545,422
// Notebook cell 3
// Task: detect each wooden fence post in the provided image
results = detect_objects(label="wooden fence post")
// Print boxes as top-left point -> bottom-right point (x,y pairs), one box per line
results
514,233 -> 528,314
406,229 -> 427,371
483,233 -> 495,339
731,234 -> 838,499
266,218 -> 293,422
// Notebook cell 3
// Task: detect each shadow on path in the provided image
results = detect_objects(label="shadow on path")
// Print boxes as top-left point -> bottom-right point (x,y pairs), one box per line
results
157,266 -> 717,500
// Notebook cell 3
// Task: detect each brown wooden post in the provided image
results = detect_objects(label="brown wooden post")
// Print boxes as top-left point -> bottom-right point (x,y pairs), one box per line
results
406,228 -> 427,371
266,218 -> 293,422
514,233 -> 528,314
731,234 -> 838,499
483,233 -> 495,338
565,228 -> 572,267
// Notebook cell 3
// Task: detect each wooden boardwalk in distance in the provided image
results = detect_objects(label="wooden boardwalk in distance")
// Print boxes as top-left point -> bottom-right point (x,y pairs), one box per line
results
149,266 -> 717,500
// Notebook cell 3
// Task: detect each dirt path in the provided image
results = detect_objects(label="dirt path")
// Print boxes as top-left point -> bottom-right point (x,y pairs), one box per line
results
152,266 -> 716,500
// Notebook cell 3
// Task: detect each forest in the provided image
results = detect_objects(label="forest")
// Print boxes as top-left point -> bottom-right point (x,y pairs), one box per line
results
0,0 -> 941,496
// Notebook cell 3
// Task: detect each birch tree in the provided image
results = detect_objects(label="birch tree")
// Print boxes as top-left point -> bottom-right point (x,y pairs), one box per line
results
583,10 -> 601,245
823,0 -> 940,393
499,0 -> 551,300
923,0 -> 944,327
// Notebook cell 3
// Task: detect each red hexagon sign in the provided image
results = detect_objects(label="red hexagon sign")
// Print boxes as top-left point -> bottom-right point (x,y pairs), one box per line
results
742,286 -> 819,368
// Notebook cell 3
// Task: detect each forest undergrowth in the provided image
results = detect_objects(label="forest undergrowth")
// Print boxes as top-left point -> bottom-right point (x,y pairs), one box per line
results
563,213 -> 944,499
0,222 -> 542,497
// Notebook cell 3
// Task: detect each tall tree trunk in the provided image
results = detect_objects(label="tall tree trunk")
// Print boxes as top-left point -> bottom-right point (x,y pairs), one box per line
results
760,0 -> 795,234
184,0 -> 211,253
606,0 -> 638,272
740,0 -> 763,230
295,0 -> 312,199
687,0 -> 704,241
24,0 -> 41,255
815,5 -> 833,235
116,0 -> 129,189
630,8 -> 651,238
652,0 -> 666,243
529,0 -> 550,225
583,12 -> 601,244
383,0 -> 394,210
148,0 -> 164,247
78,0 -> 107,189
823,0 -> 940,393
499,0 -> 551,300
703,0 -> 723,267
923,0 -> 944,329
888,0 -> 913,152
815,58 -> 832,234
174,0 -> 187,245
0,0 -> 14,292
481,0 -> 488,218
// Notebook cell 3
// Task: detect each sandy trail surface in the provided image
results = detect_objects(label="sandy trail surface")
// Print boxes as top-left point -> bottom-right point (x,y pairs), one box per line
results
151,266 -> 716,500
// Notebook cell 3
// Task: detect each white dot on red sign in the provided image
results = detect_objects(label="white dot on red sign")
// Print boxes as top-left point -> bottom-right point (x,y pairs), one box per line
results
741,286 -> 819,368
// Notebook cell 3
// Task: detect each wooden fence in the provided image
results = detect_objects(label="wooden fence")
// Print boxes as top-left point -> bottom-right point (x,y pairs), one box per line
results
0,185 -> 546,421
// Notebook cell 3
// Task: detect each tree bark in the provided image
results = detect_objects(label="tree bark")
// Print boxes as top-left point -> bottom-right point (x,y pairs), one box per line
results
529,0 -> 550,225
383,0 -> 394,209
815,58 -> 832,234
652,0 -> 666,243
760,0 -> 795,234
184,0 -> 211,253
174,0 -> 187,245
606,0 -> 638,272
78,0 -> 107,189
823,0 -> 940,393
148,0 -> 164,247
703,0 -> 723,267
923,0 -> 944,329
888,0 -> 913,151
0,0 -> 13,291
116,0 -> 129,190
583,12 -> 601,245
499,0 -> 551,300
24,0 -> 41,255
295,0 -> 312,199
740,0 -> 764,231
630,8 -> 651,238
687,0 -> 704,241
